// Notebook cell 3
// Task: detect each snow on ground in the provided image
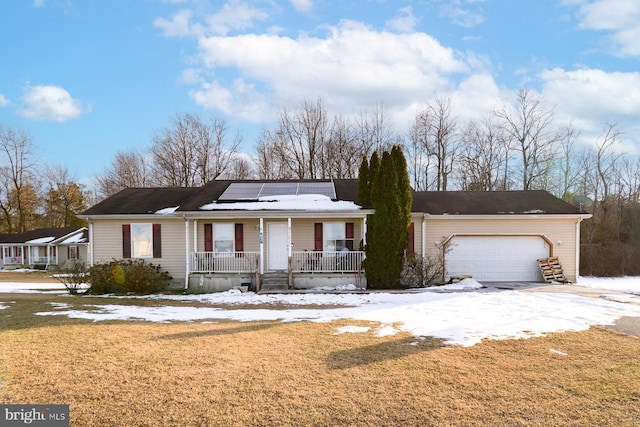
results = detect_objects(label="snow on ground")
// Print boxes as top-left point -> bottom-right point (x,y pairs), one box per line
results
577,276 -> 640,295
3,277 -> 640,347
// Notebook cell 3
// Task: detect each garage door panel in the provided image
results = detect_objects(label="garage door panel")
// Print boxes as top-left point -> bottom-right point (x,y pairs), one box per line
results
446,236 -> 549,282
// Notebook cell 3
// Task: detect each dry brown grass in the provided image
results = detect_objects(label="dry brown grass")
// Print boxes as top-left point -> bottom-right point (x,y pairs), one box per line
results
1,293 -> 640,426
0,270 -> 59,283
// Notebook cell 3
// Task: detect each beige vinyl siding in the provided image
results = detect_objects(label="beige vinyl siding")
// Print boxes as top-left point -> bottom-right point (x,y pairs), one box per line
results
195,218 -> 365,253
91,218 -> 186,280
410,214 -> 424,255
195,220 -> 261,252
423,216 -> 581,281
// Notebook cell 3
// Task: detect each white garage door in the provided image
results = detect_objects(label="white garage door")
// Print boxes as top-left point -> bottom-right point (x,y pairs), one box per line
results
446,236 -> 550,282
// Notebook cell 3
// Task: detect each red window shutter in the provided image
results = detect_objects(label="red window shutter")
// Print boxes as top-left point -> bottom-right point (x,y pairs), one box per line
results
204,224 -> 213,252
153,224 -> 162,258
314,223 -> 323,251
52,246 -> 57,257
67,247 -> 70,259
122,224 -> 131,258
407,222 -> 415,254
345,222 -> 354,250
234,224 -> 244,252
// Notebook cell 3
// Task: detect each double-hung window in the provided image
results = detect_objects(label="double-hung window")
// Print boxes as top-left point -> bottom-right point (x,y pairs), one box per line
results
122,224 -> 162,258
214,224 -> 234,253
315,222 -> 355,252
204,223 -> 244,254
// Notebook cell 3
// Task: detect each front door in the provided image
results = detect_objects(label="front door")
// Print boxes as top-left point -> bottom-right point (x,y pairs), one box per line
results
267,222 -> 288,270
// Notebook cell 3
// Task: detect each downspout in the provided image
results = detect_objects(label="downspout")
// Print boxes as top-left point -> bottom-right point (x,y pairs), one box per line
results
184,215 -> 190,290
88,220 -> 94,267
422,214 -> 427,287
287,217 -> 292,289
575,217 -> 583,283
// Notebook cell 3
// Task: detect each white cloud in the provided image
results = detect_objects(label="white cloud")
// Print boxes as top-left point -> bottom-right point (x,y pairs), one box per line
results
290,0 -> 313,14
0,94 -> 9,106
540,67 -> 640,153
189,78 -> 272,122
20,85 -> 89,122
153,9 -> 201,37
192,20 -> 468,119
570,0 -> 640,57
154,1 -> 269,38
385,6 -> 419,33
540,68 -> 640,121
436,0 -> 486,28
33,0 -> 44,7
205,0 -> 269,36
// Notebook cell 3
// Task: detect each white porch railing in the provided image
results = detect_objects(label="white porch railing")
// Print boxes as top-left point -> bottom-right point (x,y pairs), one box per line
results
292,250 -> 364,273
191,252 -> 259,273
30,256 -> 56,265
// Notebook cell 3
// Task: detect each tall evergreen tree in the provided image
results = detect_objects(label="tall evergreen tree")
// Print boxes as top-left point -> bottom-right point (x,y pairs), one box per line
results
361,147 -> 412,289
392,144 -> 412,249
358,156 -> 370,207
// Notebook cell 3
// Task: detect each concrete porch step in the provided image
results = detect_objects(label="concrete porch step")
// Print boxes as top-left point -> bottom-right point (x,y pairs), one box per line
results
260,273 -> 289,292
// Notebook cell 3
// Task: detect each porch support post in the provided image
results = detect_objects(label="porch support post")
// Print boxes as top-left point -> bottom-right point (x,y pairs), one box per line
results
287,217 -> 292,289
259,217 -> 264,275
362,216 -> 367,248
184,217 -> 190,290
192,219 -> 198,252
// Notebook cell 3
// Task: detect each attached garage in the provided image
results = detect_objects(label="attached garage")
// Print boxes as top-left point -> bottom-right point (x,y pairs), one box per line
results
412,190 -> 592,284
445,235 -> 551,282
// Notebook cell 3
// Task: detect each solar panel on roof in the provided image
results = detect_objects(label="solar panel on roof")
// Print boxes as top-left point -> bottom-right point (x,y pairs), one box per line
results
259,183 -> 297,197
218,183 -> 264,200
218,181 -> 337,201
298,182 -> 336,199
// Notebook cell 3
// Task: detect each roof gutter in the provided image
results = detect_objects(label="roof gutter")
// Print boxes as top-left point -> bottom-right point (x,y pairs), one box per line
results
423,213 -> 593,220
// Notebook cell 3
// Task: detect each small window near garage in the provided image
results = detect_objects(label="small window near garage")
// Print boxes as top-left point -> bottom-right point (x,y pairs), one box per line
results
214,223 -> 234,253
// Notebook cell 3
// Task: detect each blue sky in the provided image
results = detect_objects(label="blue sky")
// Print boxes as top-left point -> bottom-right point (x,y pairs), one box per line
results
1,0 -> 639,185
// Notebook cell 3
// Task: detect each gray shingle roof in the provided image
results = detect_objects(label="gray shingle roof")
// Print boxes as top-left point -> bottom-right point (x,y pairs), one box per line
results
412,190 -> 583,215
80,181 -> 582,216
0,227 -> 87,244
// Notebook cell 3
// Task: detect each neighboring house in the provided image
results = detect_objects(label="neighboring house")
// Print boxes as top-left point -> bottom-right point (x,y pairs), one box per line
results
79,180 -> 590,292
0,227 -> 89,270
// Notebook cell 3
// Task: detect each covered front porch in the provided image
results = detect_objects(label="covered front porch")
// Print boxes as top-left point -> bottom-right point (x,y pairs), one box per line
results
183,213 -> 369,293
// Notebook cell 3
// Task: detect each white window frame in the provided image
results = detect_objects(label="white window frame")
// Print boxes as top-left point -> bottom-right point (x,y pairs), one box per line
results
323,222 -> 349,252
131,223 -> 153,258
2,246 -> 9,260
69,246 -> 78,259
214,223 -> 235,254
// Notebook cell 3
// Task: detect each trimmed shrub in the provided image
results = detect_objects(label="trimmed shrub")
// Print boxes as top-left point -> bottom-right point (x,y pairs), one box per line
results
88,259 -> 172,295
55,260 -> 89,295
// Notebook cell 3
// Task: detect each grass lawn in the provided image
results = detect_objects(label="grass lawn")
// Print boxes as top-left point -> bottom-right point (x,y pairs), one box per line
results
1,292 -> 640,426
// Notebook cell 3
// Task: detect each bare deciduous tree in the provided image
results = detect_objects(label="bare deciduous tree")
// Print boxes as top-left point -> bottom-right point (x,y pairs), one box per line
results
151,113 -> 240,187
355,102 -> 399,154
0,124 -> 39,232
95,149 -> 154,198
459,115 -> 509,191
495,88 -> 559,190
44,165 -> 87,228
